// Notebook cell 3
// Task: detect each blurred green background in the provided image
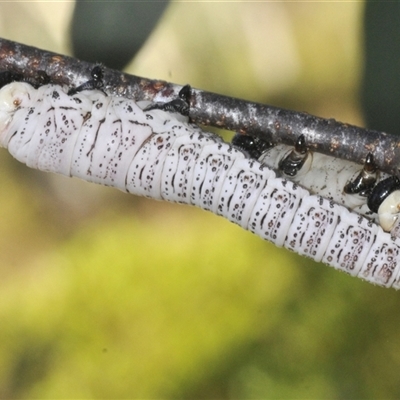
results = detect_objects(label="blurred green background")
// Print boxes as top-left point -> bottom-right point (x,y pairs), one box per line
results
1,1 -> 400,399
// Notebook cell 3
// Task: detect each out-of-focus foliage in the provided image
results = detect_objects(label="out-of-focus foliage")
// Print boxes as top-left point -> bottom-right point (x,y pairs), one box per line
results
0,206 -> 299,398
1,2 -> 400,399
361,2 -> 400,135
70,1 -> 170,70
0,1 -> 73,55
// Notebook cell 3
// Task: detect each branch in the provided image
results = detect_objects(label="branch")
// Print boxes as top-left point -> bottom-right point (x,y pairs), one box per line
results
0,37 -> 399,176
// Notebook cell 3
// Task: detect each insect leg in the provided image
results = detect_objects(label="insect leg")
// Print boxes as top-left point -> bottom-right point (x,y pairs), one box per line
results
367,176 -> 400,214
143,85 -> 191,116
68,65 -> 104,95
231,133 -> 273,159
278,134 -> 310,177
343,153 -> 378,196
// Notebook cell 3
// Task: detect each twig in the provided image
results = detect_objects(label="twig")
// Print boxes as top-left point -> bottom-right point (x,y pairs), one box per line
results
0,37 -> 399,176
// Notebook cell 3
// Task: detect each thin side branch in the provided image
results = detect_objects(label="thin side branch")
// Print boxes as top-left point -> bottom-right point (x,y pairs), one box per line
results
0,37 -> 399,175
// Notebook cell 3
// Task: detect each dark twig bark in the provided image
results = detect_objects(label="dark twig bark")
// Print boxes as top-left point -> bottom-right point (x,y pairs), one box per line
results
0,37 -> 399,176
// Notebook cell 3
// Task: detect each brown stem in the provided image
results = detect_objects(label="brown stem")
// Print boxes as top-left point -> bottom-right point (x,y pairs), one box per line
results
0,37 -> 399,176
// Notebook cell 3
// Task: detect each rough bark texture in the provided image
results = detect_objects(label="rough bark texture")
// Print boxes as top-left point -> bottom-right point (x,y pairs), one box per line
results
0,37 -> 399,176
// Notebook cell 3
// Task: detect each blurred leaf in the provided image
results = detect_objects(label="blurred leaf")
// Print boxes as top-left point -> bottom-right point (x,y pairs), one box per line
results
361,2 -> 400,135
0,205 -> 297,398
70,1 -> 170,70
0,2 -> 73,54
